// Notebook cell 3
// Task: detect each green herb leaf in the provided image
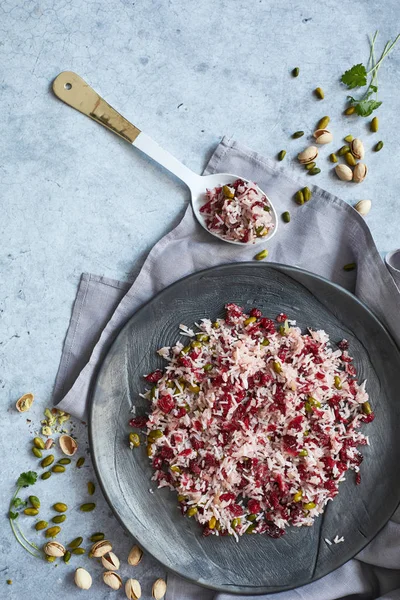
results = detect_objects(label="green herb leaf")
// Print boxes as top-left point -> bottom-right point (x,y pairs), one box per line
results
9,511 -> 19,520
17,472 -> 38,488
341,63 -> 367,89
348,96 -> 382,116
12,497 -> 27,509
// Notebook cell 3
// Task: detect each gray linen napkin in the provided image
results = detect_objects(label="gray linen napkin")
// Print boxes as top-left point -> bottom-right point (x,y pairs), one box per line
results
55,137 -> 400,599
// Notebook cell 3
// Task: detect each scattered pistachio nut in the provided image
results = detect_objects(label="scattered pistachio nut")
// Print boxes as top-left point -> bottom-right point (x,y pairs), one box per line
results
72,547 -> 86,555
58,458 -> 71,465
305,161 -> 316,171
41,455 -> 54,468
297,145 -> 318,164
335,164 -> 353,182
45,526 -> 61,538
344,106 -> 356,115
308,167 -> 321,175
32,447 -> 42,458
53,502 -> 68,513
87,481 -> 95,495
125,578 -> 142,599
344,152 -> 357,167
277,150 -> 286,161
353,163 -> 367,183
338,145 -> 350,156
344,262 -> 357,271
375,140 -> 384,152
41,471 -> 51,480
302,187 -> 312,202
344,135 -> 354,143
254,249 -> 268,261
16,393 -> 34,413
29,495 -> 40,509
282,211 -> 290,223
91,539 -> 112,557
68,536 -> 83,549
350,138 -> 364,160
89,532 -> 105,543
45,555 -> 56,563
152,578 -> 167,600
329,153 -> 338,163
292,130 -> 304,139
59,434 -> 78,456
314,87 -> 324,99
23,507 -> 39,516
42,426 -> 52,437
74,567 -> 92,590
127,545 -> 143,566
52,514 -> 66,524
76,456 -> 85,468
294,190 -> 304,205
371,116 -> 379,132
63,550 -> 71,564
313,129 -> 333,144
35,520 -> 48,531
52,465 -> 66,473
354,200 -> 371,216
44,541 -> 65,557
101,551 -> 120,571
316,115 -> 330,130
33,437 -> 45,449
103,571 -> 122,591
80,503 -> 96,512
292,67 -> 299,77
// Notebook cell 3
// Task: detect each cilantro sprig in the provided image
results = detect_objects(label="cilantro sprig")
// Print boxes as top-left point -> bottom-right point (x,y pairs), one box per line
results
341,31 -> 400,116
8,472 -> 41,558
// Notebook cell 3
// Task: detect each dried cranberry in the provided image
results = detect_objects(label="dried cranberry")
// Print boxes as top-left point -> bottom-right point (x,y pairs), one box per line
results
276,313 -> 287,323
338,339 -> 349,351
341,352 -> 353,363
199,200 -> 212,214
190,437 -> 205,450
160,446 -> 174,460
158,395 -> 174,413
355,472 -> 361,485
315,372 -> 325,380
189,460 -> 201,475
275,473 -> 288,493
144,369 -> 163,383
259,318 -> 276,334
179,449 -> 193,457
362,412 -> 375,423
225,303 -> 243,320
202,526 -> 213,537
176,407 -> 187,418
229,503 -> 243,516
204,453 -> 218,467
220,492 -> 236,503
265,522 -> 285,538
323,479 -> 337,494
247,499 -> 261,514
269,491 -> 280,510
179,356 -> 191,367
283,434 -> 298,456
287,415 -> 303,431
129,416 -> 148,428
346,364 -> 357,376
250,308 -> 262,318
152,456 -> 163,469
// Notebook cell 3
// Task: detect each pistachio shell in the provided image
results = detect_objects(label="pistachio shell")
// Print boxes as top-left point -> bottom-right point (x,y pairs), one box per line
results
101,551 -> 120,571
313,129 -> 333,144
91,539 -> 112,557
44,541 -> 65,557
59,434 -> 78,456
335,164 -> 353,182
125,578 -> 142,599
354,200 -> 371,216
103,571 -> 122,590
297,146 -> 318,164
127,545 -> 143,566
152,578 -> 167,600
353,163 -> 368,183
350,138 -> 365,160
16,393 -> 34,413
74,567 -> 92,590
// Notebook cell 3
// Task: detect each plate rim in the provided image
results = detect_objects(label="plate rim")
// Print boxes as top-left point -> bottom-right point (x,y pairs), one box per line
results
88,261 -> 400,595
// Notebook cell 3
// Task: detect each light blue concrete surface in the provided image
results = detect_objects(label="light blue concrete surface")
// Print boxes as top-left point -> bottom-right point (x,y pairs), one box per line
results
1,1 -> 400,598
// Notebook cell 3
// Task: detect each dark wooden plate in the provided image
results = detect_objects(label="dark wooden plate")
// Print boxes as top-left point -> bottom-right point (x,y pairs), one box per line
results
89,263 -> 400,594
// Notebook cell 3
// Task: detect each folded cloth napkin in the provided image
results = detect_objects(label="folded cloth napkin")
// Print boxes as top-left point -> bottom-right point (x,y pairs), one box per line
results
55,137 -> 400,599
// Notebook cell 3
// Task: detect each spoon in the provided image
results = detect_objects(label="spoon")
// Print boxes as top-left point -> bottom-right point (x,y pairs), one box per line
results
52,72 -> 278,246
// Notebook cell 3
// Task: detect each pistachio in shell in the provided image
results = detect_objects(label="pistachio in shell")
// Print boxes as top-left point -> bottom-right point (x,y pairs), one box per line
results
91,539 -> 112,557
127,545 -> 143,566
350,138 -> 365,160
44,541 -> 65,557
152,578 -> 167,600
335,164 -> 353,182
74,567 -> 92,590
59,434 -> 78,456
16,393 -> 34,413
297,146 -> 318,164
353,163 -> 367,183
125,578 -> 142,599
313,129 -> 333,144
354,200 -> 371,216
103,571 -> 122,591
101,551 -> 120,571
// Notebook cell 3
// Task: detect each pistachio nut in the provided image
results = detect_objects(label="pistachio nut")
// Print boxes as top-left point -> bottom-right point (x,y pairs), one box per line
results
41,455 -> 55,468
16,393 -> 34,413
314,87 -> 324,99
76,456 -> 85,468
91,539 -> 112,557
35,520 -> 48,531
103,571 -> 122,590
353,163 -> 368,183
89,532 -> 105,543
32,447 -> 42,458
354,200 -> 371,216
41,426 -> 52,437
44,438 -> 54,450
308,167 -> 321,175
74,567 -> 92,590
23,507 -> 39,516
344,134 -> 354,143
316,116 -> 330,130
277,150 -> 286,161
292,67 -> 299,77
329,153 -> 338,163
335,164 -> 353,182
68,537 -> 83,549
33,437 -> 45,449
313,129 -> 333,144
125,578 -> 142,599
297,146 -> 318,164
375,140 -> 384,152
344,152 -> 357,167
63,550 -> 71,564
59,434 -> 78,456
41,471 -> 51,480
101,551 -> 120,571
53,502 -> 68,512
371,116 -> 379,132
87,481 -> 95,496
350,138 -> 364,160
72,548 -> 85,555
152,578 -> 167,600
127,545 -> 143,566
52,465 -> 66,473
44,541 -> 65,557
45,526 -> 61,538
52,514 -> 66,524
304,161 -> 316,170
344,106 -> 356,115
58,458 -> 71,465
29,495 -> 40,509
338,145 -> 350,156
80,502 -> 96,512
